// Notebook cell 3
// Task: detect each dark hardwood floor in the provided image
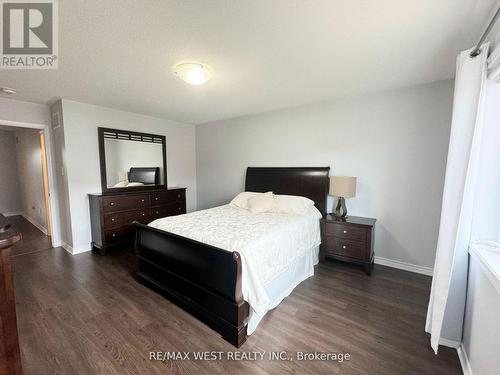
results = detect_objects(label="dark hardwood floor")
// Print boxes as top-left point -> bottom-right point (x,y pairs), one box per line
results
10,218 -> 462,375
8,215 -> 52,257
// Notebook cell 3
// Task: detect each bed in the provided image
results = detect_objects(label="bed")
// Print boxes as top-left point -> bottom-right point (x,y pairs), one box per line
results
133,167 -> 330,347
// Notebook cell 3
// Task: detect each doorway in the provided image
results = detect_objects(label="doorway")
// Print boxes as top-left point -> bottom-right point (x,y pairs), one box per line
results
0,125 -> 55,256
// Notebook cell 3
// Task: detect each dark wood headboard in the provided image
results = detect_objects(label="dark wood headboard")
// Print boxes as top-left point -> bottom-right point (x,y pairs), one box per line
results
128,167 -> 160,185
245,167 -> 330,216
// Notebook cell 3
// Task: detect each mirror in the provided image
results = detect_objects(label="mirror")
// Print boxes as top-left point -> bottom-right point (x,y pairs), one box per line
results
98,128 -> 167,193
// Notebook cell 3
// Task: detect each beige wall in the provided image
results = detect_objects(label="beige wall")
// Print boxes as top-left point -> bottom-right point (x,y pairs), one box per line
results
196,80 -> 454,269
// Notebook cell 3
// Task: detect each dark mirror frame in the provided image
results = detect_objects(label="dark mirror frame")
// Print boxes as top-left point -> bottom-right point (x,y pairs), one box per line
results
98,127 -> 167,194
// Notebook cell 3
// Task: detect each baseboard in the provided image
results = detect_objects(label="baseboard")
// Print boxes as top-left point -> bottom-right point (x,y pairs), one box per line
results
457,344 -> 473,375
72,244 -> 91,255
61,241 -> 91,255
61,241 -> 73,254
3,211 -> 23,216
22,214 -> 48,235
439,338 -> 461,348
374,256 -> 433,276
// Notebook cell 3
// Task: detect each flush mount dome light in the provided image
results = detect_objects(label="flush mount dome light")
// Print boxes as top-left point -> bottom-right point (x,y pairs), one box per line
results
0,87 -> 16,95
173,62 -> 213,85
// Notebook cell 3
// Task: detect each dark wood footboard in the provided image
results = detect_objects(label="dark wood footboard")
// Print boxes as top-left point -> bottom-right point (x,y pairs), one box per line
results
133,222 -> 249,347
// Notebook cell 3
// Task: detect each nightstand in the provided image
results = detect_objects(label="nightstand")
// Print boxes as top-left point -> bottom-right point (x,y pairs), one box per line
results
320,215 -> 376,275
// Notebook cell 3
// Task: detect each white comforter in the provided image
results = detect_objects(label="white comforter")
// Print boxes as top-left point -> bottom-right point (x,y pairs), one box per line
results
148,204 -> 322,318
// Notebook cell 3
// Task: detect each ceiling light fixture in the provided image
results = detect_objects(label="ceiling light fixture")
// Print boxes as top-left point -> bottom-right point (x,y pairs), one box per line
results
0,87 -> 17,95
173,62 -> 213,85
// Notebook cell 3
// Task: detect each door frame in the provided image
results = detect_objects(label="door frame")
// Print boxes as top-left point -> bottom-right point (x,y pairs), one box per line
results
39,131 -> 52,237
0,119 -> 61,248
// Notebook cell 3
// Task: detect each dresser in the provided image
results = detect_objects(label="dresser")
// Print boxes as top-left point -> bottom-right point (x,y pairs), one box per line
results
320,215 -> 376,274
89,188 -> 186,254
0,214 -> 22,375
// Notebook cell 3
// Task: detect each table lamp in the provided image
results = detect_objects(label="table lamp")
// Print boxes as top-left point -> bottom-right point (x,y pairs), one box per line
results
330,176 -> 357,217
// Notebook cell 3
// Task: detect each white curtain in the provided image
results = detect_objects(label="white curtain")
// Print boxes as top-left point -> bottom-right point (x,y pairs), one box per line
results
425,44 -> 489,353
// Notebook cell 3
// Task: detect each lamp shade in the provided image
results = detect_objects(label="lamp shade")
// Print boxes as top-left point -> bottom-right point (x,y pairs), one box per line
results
330,176 -> 357,198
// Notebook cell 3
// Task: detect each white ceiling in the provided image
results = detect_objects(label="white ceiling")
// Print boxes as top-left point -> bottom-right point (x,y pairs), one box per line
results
0,0 -> 498,124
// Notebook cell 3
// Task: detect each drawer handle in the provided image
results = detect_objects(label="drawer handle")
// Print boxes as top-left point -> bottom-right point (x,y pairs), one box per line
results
343,230 -> 347,234
111,218 -> 115,222
178,207 -> 181,211
155,211 -> 159,214
177,195 -> 180,198
155,197 -> 159,201
141,199 -> 145,202
342,245 -> 347,249
142,213 -> 145,216
110,202 -> 115,206
112,233 -> 116,237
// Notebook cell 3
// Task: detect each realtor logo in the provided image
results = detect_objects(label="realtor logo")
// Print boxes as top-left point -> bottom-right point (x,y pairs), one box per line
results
1,0 -> 58,69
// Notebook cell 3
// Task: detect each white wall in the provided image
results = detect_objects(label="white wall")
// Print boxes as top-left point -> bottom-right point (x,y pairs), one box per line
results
60,99 -> 197,253
196,80 -> 453,269
462,255 -> 500,375
0,129 -> 22,214
0,97 -> 50,125
15,128 -> 47,231
50,100 -> 73,247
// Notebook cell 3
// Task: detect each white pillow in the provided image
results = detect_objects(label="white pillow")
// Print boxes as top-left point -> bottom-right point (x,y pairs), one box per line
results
127,182 -> 145,187
230,192 -> 263,209
113,181 -> 128,188
247,192 -> 276,213
273,194 -> 315,214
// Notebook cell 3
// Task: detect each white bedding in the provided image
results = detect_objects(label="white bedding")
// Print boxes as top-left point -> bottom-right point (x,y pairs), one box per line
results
148,204 -> 322,330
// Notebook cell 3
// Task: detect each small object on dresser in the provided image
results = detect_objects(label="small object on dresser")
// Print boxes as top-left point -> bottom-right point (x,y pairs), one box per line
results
329,176 -> 356,217
321,214 -> 376,275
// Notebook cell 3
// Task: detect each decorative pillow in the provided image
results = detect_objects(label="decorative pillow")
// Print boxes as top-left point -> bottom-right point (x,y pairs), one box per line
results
273,194 -> 315,214
247,192 -> 276,213
127,182 -> 145,187
229,192 -> 262,209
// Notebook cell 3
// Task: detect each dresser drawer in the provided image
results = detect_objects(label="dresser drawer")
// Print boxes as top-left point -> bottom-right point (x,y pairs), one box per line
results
102,194 -> 149,213
150,190 -> 185,207
103,209 -> 147,227
150,202 -> 185,219
104,226 -> 135,245
325,223 -> 367,242
325,236 -> 368,261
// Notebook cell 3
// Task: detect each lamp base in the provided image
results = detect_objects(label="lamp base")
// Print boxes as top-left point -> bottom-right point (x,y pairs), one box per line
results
333,197 -> 348,217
